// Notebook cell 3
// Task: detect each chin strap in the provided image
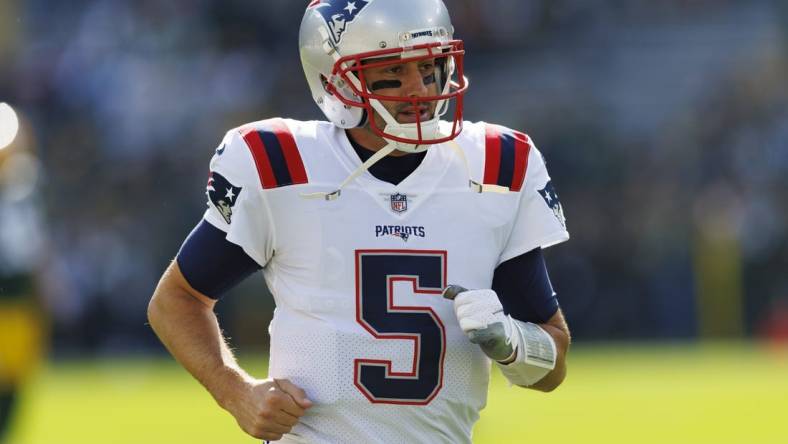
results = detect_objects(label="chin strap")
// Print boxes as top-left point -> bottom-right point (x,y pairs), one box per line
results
300,143 -> 398,201
300,134 -> 511,200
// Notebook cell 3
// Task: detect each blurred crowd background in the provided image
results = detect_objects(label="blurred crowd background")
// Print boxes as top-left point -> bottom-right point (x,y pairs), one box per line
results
1,0 -> 787,364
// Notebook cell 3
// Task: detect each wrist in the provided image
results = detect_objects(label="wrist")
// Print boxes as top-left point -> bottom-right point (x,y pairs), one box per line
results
495,320 -> 557,387
207,366 -> 257,411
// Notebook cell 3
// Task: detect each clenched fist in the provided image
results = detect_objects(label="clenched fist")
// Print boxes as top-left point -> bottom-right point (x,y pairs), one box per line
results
224,378 -> 313,441
443,285 -> 518,362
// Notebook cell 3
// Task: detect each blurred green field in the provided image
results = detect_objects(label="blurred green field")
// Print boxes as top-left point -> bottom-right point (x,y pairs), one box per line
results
6,342 -> 788,444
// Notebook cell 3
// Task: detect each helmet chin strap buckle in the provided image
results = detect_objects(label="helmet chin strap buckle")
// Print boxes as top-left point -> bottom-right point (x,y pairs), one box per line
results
300,189 -> 341,201
470,180 -> 484,193
470,180 -> 509,194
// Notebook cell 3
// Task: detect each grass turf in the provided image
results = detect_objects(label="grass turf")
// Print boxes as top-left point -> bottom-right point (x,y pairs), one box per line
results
7,342 -> 788,443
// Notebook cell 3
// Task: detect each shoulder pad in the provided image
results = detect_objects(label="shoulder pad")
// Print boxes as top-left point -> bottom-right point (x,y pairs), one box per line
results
237,118 -> 309,189
483,124 -> 531,192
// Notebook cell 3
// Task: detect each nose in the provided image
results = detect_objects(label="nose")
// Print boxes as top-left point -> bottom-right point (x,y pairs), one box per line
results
402,63 -> 429,98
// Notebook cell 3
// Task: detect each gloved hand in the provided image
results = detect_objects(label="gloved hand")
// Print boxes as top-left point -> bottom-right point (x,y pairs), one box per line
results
442,285 -> 518,362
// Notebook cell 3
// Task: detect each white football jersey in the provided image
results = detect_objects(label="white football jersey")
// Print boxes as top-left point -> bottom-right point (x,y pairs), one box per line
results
202,118 -> 569,444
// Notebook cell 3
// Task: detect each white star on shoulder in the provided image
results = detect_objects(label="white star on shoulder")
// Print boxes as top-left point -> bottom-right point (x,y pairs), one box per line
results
344,1 -> 357,14
225,187 -> 236,201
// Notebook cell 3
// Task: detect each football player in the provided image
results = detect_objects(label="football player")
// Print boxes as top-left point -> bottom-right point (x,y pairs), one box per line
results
148,0 -> 571,442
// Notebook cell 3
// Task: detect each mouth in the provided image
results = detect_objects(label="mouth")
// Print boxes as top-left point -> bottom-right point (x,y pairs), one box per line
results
396,106 -> 432,124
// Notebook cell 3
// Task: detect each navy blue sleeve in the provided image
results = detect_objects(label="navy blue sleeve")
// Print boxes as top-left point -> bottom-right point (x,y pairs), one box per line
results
176,220 -> 262,300
491,248 -> 558,324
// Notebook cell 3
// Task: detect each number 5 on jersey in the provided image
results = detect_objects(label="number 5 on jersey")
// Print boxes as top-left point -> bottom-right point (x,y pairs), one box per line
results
354,250 -> 447,405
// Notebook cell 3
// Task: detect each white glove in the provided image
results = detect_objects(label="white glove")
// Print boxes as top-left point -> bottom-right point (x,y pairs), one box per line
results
443,284 -> 557,386
442,285 -> 518,362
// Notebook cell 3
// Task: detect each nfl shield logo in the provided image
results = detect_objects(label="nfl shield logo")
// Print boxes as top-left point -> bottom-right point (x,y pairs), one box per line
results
390,193 -> 408,213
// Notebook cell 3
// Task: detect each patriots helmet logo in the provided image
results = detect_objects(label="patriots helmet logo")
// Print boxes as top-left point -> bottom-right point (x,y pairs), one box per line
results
207,171 -> 242,224
538,181 -> 566,228
308,0 -> 372,45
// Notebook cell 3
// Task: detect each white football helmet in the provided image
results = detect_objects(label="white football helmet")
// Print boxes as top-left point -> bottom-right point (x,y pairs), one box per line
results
299,0 -> 468,153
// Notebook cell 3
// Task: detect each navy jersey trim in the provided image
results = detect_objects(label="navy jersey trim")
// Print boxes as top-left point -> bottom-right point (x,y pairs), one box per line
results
492,247 -> 558,323
176,220 -> 262,299
257,129 -> 293,186
497,131 -> 517,188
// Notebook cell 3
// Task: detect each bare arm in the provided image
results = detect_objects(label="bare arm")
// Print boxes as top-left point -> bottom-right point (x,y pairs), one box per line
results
147,260 -> 246,407
147,261 -> 311,440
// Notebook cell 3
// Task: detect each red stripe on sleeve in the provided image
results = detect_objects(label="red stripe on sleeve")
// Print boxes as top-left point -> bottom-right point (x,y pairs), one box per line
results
270,119 -> 308,185
241,129 -> 278,189
510,130 -> 531,192
483,124 -> 502,185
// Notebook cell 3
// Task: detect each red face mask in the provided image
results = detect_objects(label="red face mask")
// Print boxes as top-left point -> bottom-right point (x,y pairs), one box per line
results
326,40 -> 468,146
